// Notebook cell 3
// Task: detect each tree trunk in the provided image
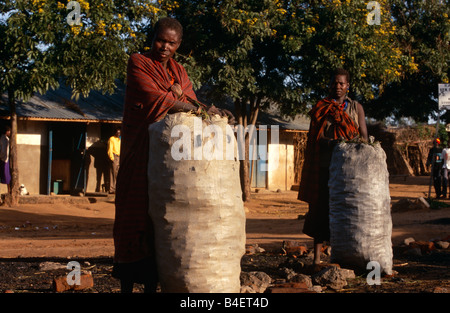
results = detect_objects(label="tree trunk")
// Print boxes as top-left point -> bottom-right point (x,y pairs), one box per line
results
239,135 -> 251,202
234,97 -> 261,202
7,89 -> 19,206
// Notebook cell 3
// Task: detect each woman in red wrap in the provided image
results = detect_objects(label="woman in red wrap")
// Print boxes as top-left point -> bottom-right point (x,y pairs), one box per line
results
112,17 -> 231,292
298,68 -> 368,270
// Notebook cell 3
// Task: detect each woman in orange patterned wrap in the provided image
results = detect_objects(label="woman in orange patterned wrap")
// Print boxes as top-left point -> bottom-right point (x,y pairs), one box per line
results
298,68 -> 368,270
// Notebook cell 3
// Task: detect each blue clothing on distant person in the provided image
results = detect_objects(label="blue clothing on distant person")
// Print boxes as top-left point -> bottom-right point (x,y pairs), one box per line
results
0,132 -> 10,185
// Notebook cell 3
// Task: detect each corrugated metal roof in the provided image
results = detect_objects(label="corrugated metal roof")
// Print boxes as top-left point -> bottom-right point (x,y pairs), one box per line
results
196,87 -> 310,131
0,82 -> 125,122
256,110 -> 310,131
1,82 -> 310,130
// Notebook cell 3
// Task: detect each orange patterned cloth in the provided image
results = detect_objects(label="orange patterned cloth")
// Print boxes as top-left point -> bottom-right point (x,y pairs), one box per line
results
298,97 -> 360,206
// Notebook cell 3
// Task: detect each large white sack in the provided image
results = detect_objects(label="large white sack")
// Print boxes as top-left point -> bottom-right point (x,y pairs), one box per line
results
148,112 -> 246,293
329,142 -> 393,275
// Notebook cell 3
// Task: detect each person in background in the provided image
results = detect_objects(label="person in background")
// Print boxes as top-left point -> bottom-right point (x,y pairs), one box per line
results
298,68 -> 368,271
441,141 -> 450,198
0,126 -> 11,194
107,127 -> 121,194
427,138 -> 444,198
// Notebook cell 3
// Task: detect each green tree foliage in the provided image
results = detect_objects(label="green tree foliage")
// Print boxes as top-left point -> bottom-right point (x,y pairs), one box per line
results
0,0 -> 164,204
367,0 -> 450,123
1,0 -> 448,201
161,0 -> 425,118
1,0 -> 447,125
291,0 -> 418,111
0,0 -> 163,100
159,0 -> 424,199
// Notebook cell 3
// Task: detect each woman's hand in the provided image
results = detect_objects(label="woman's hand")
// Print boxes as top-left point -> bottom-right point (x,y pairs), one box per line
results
170,83 -> 183,98
221,109 -> 236,125
206,104 -> 222,116
206,105 -> 236,124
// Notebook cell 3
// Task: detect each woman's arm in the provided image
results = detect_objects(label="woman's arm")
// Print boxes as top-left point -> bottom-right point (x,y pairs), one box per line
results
357,102 -> 368,141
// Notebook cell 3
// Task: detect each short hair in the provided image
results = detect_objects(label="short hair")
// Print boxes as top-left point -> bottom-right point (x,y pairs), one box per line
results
154,17 -> 183,39
331,68 -> 350,83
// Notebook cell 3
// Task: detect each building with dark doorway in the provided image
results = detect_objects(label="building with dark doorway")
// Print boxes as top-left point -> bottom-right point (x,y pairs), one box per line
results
1,83 -> 312,196
0,83 -> 124,195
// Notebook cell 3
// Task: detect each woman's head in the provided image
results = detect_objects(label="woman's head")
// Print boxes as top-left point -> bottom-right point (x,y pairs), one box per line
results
154,17 -> 183,40
329,68 -> 350,99
150,17 -> 183,64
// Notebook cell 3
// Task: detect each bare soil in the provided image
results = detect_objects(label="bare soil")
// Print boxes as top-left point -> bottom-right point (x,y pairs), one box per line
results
0,175 -> 449,294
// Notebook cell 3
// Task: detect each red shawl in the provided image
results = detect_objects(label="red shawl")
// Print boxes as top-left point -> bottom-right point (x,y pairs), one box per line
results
114,52 -> 197,263
298,97 -> 360,205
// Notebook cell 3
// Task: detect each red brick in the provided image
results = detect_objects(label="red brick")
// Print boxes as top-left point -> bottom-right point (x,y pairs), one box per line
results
282,240 -> 308,256
53,273 -> 94,292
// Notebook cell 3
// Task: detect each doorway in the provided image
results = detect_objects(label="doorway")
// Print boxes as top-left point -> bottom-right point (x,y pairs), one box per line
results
47,122 -> 86,195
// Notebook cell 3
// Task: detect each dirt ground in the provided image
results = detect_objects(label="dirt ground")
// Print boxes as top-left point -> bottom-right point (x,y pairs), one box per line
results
0,175 -> 449,294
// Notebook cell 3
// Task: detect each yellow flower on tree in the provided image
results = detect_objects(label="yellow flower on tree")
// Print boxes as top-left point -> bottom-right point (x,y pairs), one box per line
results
78,0 -> 90,11
71,26 -> 81,36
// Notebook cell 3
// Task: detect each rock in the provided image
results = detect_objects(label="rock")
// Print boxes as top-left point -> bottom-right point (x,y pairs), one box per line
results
245,244 -> 265,255
245,245 -> 256,255
339,268 -> 356,280
281,267 -> 297,281
409,241 -> 435,254
39,262 -> 66,271
240,271 -> 272,293
290,274 -> 313,288
240,285 -> 256,293
255,245 -> 266,253
404,247 -> 422,256
404,237 -> 415,246
434,241 -> 449,249
312,266 -> 349,290
432,287 -> 449,293
301,263 -> 340,275
265,282 -> 313,293
279,258 -> 306,273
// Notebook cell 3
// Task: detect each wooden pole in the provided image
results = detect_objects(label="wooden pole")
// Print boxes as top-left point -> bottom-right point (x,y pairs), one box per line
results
7,89 -> 19,206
